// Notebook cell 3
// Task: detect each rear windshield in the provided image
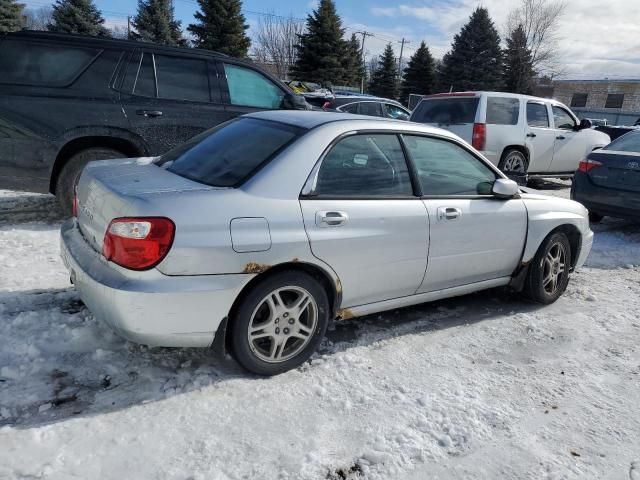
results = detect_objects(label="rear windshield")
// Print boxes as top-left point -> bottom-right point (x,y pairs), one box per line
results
604,131 -> 640,152
158,118 -> 304,187
0,39 -> 100,86
411,97 -> 480,124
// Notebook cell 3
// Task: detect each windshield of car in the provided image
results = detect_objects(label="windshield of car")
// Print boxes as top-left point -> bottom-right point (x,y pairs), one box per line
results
158,118 -> 304,187
411,97 -> 480,124
604,131 -> 640,152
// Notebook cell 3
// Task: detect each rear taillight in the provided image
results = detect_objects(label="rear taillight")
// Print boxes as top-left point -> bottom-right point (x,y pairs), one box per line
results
102,217 -> 175,270
578,158 -> 602,173
72,191 -> 78,217
472,123 -> 486,151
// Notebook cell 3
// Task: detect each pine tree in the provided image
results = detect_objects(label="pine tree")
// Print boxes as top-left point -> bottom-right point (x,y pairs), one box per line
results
400,40 -> 436,104
187,0 -> 250,57
47,0 -> 109,37
132,0 -> 186,47
0,0 -> 24,33
368,43 -> 397,99
439,7 -> 503,91
290,0 -> 348,84
341,33 -> 364,87
504,24 -> 535,94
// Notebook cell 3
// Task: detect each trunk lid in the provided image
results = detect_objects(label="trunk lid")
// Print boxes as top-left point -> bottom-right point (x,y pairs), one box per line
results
76,157 -> 211,252
587,150 -> 640,193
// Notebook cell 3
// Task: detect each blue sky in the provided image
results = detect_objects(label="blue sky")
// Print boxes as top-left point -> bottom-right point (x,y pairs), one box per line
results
21,0 -> 640,79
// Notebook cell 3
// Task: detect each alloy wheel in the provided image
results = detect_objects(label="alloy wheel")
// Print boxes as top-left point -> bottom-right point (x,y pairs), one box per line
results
542,242 -> 567,295
247,286 -> 318,363
503,152 -> 527,173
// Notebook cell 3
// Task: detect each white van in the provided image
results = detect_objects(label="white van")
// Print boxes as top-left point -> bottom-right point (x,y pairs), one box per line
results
410,92 -> 610,179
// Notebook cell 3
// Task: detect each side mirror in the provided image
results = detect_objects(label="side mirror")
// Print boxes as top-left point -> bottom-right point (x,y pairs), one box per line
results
282,92 -> 312,110
579,118 -> 592,130
492,178 -> 519,199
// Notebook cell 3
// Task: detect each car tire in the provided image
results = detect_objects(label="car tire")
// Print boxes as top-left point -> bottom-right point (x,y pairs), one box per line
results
55,147 -> 124,217
523,231 -> 572,304
229,270 -> 330,376
498,149 -> 529,185
588,211 -> 604,223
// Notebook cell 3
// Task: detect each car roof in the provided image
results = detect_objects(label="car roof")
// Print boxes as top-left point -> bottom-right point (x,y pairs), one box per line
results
244,110 -> 457,136
421,91 -> 558,103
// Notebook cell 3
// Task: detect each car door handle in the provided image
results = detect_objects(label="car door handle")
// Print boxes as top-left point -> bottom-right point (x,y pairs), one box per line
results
437,207 -> 462,221
556,135 -> 566,140
316,211 -> 349,227
136,109 -> 163,118
526,132 -> 537,138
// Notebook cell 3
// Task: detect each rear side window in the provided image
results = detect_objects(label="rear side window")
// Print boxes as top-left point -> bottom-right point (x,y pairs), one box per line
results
358,102 -> 383,117
314,134 -> 413,196
486,97 -> 520,125
160,118 -> 302,187
135,53 -> 156,97
0,40 -> 100,86
527,102 -> 549,128
155,54 -> 210,102
604,131 -> 640,152
339,103 -> 359,114
411,97 -> 479,124
223,63 -> 284,109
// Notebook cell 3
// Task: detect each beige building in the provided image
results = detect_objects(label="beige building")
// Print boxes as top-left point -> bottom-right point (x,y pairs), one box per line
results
553,79 -> 640,125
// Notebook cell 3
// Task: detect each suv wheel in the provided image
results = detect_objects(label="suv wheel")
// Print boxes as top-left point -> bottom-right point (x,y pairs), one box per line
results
229,271 -> 330,376
55,147 -> 124,216
499,149 -> 529,184
523,232 -> 572,304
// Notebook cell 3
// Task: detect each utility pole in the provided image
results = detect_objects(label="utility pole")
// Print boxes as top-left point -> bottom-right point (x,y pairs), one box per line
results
397,38 -> 410,84
127,16 -> 131,40
359,31 -> 371,94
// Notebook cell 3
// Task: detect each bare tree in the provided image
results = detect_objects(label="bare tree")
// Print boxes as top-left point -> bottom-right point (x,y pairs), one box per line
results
252,15 -> 304,80
506,0 -> 567,76
23,6 -> 54,31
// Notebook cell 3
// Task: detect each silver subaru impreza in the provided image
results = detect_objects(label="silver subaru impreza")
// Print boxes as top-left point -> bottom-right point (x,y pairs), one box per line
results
61,111 -> 593,375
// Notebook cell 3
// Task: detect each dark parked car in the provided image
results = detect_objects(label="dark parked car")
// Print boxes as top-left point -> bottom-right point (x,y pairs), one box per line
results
0,31 -> 308,213
305,93 -> 411,120
572,130 -> 640,222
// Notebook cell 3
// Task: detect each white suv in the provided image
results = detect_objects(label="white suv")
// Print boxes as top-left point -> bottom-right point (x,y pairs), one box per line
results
410,92 -> 611,180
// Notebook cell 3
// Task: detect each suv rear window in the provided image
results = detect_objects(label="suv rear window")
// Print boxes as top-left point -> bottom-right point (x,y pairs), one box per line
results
411,97 -> 480,125
0,39 -> 100,86
159,118 -> 303,187
486,97 -> 520,125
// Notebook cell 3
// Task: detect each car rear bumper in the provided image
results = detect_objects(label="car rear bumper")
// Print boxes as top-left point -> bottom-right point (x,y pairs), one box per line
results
60,219 -> 250,348
572,173 -> 640,222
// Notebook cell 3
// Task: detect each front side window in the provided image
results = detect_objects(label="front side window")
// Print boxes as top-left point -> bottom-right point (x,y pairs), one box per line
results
527,102 -> 550,128
403,135 -> 496,196
0,40 -> 100,86
385,104 -> 410,120
160,118 -> 302,187
486,97 -> 520,125
314,134 -> 413,196
358,102 -> 383,117
552,106 -> 576,130
155,54 -> 210,102
223,63 -> 284,109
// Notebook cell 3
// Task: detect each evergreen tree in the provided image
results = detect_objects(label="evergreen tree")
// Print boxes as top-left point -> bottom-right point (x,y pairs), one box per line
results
400,40 -> 436,104
0,0 -> 24,33
439,7 -> 503,91
132,0 -> 186,47
188,0 -> 250,57
341,33 -> 364,87
504,24 -> 535,94
47,0 -> 109,37
291,0 -> 348,84
368,43 -> 397,99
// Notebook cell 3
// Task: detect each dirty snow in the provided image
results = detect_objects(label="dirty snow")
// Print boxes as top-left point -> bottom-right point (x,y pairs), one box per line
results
0,187 -> 639,480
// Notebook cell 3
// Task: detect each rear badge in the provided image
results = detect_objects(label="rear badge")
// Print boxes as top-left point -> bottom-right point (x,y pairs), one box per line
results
80,203 -> 94,221
628,161 -> 639,169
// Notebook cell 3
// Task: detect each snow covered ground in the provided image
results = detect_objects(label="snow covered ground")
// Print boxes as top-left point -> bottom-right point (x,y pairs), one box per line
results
1,185 -> 639,480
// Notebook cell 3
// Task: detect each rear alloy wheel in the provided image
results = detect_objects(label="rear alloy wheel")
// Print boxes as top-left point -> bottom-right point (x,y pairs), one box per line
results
499,149 -> 529,185
523,232 -> 572,304
55,147 -> 124,217
230,271 -> 329,375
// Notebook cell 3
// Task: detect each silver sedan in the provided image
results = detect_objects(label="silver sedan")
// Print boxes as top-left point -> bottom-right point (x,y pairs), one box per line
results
61,111 -> 593,375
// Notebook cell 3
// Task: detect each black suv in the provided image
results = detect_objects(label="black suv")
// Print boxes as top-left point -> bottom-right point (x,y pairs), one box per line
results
0,31 -> 308,213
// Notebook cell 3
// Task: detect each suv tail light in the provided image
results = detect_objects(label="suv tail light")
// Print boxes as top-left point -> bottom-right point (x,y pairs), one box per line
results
102,217 -> 175,270
472,123 -> 486,151
578,158 -> 602,173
